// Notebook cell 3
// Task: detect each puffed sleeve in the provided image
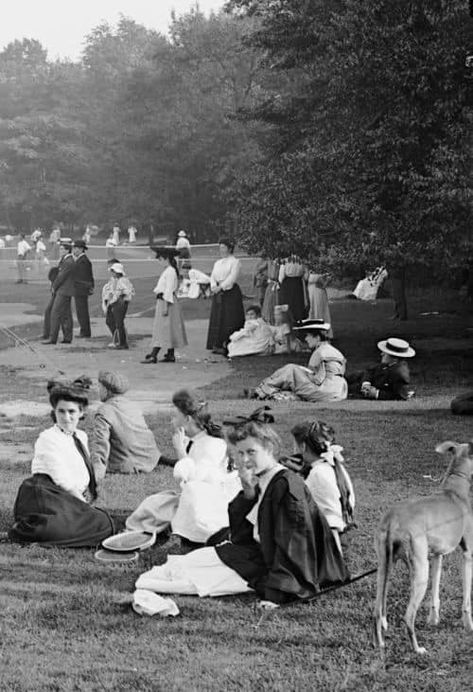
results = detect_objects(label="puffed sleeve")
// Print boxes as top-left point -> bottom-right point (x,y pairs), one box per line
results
220,257 -> 241,291
32,432 -> 84,500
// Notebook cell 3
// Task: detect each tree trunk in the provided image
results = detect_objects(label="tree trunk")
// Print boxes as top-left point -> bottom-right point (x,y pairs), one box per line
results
389,265 -> 408,320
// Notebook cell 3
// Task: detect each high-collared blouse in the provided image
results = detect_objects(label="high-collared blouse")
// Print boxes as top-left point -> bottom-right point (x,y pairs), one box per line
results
210,256 -> 240,291
153,265 -> 179,303
31,425 -> 90,501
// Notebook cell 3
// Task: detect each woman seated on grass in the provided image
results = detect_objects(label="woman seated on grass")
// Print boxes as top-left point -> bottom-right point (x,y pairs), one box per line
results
290,420 -> 355,553
246,319 -> 347,402
126,389 -> 240,545
90,370 -> 162,478
133,409 -> 349,604
347,337 -> 415,400
227,304 -> 273,359
9,378 -> 114,547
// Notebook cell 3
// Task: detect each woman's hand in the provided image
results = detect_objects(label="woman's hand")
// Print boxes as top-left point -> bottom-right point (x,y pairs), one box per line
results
237,463 -> 258,499
172,427 -> 187,458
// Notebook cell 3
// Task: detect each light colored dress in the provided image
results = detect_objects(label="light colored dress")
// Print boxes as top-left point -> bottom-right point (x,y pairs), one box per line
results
151,265 -> 187,349
307,272 -> 333,338
261,260 -> 280,325
353,267 -> 388,301
126,432 -> 240,543
227,318 -> 273,358
255,342 -> 348,402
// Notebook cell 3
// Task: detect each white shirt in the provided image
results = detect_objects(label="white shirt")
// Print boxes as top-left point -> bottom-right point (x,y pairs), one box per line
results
176,237 -> 191,250
304,451 -> 355,531
153,265 -> 179,303
173,431 -> 228,485
128,226 -> 137,242
31,425 -> 90,502
210,256 -> 240,291
17,239 -> 31,257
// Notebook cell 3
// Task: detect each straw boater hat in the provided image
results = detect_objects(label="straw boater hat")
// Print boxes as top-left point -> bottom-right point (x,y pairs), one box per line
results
293,318 -> 331,333
178,230 -> 187,237
59,237 -> 73,248
377,337 -> 415,358
109,262 -> 125,275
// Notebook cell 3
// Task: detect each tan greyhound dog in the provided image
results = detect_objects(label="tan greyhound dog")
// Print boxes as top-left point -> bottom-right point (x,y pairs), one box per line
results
373,441 -> 473,654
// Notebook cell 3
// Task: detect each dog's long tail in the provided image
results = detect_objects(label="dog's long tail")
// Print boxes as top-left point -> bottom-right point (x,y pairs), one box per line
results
373,520 -> 396,648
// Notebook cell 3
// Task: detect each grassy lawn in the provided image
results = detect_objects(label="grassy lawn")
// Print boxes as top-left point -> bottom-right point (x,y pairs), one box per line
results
1,288 -> 473,690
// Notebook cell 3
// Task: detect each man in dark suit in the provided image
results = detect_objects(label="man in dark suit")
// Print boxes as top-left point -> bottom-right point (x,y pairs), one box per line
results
42,239 -> 75,345
72,239 -> 94,338
41,241 -> 70,340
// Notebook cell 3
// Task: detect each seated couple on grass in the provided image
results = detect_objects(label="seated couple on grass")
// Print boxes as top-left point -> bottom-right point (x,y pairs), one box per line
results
133,408 -> 352,606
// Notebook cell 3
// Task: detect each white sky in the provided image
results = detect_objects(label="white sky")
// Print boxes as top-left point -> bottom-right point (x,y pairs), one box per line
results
1,0 -> 226,61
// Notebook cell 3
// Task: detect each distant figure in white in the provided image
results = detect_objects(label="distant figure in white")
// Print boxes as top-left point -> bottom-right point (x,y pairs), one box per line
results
352,267 -> 388,301
128,225 -> 137,244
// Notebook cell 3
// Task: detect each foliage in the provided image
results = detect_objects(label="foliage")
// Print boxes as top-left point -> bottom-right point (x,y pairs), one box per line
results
228,0 -> 473,275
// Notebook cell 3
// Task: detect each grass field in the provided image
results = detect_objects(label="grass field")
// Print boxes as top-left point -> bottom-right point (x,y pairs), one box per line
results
1,280 -> 473,690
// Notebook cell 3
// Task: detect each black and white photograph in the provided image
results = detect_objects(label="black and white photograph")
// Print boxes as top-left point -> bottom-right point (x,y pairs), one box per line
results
1,1 -> 473,689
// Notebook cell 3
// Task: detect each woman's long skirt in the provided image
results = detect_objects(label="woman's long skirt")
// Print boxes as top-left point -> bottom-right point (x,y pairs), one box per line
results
279,276 -> 307,322
206,284 -> 245,350
151,298 -> 188,350
261,282 -> 279,325
308,285 -> 333,338
9,474 -> 114,548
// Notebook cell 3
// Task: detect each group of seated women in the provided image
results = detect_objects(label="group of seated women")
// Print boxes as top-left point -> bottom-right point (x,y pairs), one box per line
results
9,378 -> 356,606
246,320 -> 416,404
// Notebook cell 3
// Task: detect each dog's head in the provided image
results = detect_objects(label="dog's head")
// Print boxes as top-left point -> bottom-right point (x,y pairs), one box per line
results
435,441 -> 473,479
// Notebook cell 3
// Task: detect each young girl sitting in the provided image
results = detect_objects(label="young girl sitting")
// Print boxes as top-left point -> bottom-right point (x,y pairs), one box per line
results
227,305 -> 273,358
270,304 -> 299,354
290,419 -> 355,552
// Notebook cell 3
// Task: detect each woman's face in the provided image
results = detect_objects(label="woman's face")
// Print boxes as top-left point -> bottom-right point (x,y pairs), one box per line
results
171,406 -> 190,432
305,333 -> 321,349
219,243 -> 230,258
246,309 -> 257,321
55,399 -> 82,433
234,436 -> 276,476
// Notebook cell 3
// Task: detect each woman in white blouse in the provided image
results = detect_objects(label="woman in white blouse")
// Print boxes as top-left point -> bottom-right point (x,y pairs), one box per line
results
126,389 -> 240,545
9,379 -> 114,547
142,247 -> 188,364
206,238 -> 245,356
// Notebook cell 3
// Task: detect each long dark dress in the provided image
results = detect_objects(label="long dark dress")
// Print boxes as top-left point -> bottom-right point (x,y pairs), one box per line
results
206,285 -> 245,350
9,474 -> 114,548
216,469 -> 349,603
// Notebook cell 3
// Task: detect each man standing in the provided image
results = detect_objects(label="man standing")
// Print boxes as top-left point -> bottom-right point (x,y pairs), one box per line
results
72,239 -> 94,338
41,241 -> 71,340
16,233 -> 32,284
42,238 -> 75,345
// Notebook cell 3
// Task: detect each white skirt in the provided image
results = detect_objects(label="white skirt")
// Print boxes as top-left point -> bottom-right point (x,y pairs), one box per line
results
135,547 -> 253,597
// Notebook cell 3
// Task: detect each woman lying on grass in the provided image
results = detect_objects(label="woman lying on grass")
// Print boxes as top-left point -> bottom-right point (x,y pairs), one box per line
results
9,378 -> 114,547
134,409 -> 349,605
126,389 -> 240,545
247,318 -> 347,402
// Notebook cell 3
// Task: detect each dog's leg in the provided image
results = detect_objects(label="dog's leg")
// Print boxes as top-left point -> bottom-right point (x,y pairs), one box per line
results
427,554 -> 442,626
462,546 -> 473,631
405,539 -> 429,654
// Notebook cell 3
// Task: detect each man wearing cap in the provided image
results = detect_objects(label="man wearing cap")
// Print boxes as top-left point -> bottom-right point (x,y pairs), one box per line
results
72,239 -> 94,338
348,337 -> 415,400
43,238 -> 75,344
90,370 -> 161,476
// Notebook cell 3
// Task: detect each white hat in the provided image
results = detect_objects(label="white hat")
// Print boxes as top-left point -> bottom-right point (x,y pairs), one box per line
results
377,337 -> 415,358
178,230 -> 187,237
293,318 -> 331,333
109,262 -> 125,275
59,237 -> 72,247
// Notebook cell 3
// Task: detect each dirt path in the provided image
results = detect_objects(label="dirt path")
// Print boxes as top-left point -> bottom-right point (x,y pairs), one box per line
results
0,305 -> 230,418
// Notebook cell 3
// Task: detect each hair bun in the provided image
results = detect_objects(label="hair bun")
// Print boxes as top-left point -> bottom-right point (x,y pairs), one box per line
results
72,375 -> 92,391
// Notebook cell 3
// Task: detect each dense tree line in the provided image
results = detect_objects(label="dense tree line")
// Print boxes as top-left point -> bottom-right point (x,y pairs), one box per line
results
0,11 -> 269,239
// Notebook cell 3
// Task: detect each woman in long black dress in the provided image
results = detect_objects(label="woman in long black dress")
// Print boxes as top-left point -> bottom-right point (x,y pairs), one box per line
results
206,238 -> 245,356
9,378 -> 114,547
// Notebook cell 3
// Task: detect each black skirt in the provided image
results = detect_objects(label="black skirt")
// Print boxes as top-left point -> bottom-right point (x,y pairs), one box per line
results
9,474 -> 114,548
206,284 -> 245,350
279,276 -> 307,322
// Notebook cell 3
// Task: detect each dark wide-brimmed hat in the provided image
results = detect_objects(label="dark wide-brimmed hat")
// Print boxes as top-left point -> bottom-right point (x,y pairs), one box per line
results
73,239 -> 88,250
293,318 -> 331,334
377,337 -> 415,358
151,245 -> 181,259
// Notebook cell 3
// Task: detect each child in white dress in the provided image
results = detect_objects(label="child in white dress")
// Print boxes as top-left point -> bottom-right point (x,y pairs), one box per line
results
227,305 -> 272,358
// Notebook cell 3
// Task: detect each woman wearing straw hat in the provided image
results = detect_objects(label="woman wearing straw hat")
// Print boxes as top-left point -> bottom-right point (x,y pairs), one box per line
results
247,319 -> 348,402
101,262 -> 135,349
347,337 -> 415,400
